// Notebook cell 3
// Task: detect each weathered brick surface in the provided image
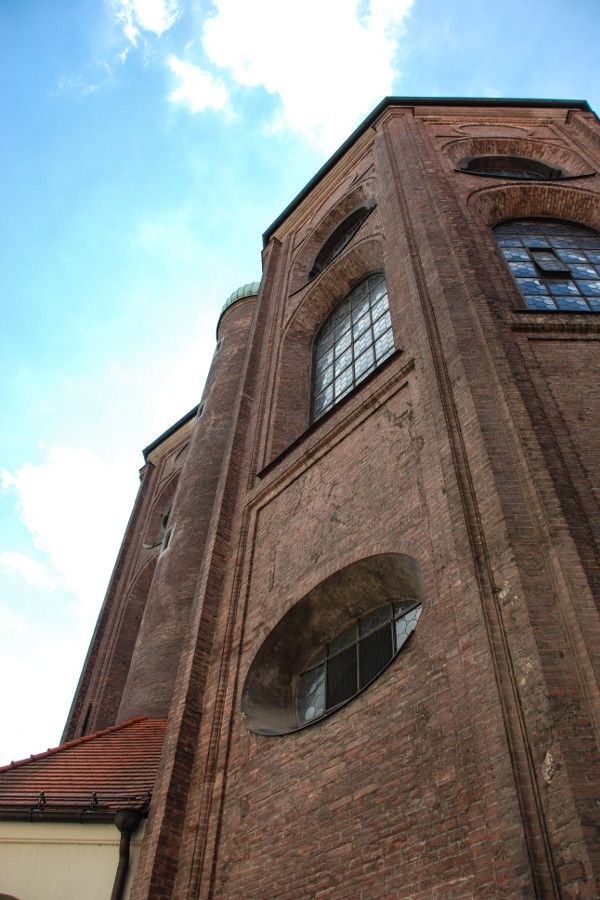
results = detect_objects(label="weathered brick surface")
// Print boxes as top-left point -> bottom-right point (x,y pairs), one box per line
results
118,297 -> 257,722
68,101 -> 600,897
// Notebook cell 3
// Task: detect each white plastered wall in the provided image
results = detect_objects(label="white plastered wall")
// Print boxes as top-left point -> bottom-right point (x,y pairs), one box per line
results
0,820 -> 145,900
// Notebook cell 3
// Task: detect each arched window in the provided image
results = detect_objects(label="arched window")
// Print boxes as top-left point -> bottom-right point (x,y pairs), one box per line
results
309,206 -> 372,278
461,156 -> 561,180
494,219 -> 600,312
312,273 -> 395,421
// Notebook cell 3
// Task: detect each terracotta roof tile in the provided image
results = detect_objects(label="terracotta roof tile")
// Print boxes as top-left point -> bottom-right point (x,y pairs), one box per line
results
0,716 -> 166,815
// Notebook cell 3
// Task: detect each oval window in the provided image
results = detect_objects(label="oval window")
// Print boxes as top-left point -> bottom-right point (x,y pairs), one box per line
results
241,554 -> 426,736
297,600 -> 421,725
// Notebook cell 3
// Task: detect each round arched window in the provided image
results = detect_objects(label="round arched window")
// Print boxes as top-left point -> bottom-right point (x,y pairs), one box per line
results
296,599 -> 421,726
460,155 -> 561,180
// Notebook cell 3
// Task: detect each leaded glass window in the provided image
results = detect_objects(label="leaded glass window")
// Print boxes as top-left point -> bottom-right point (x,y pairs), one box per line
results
296,600 -> 421,726
494,219 -> 600,313
312,273 -> 395,421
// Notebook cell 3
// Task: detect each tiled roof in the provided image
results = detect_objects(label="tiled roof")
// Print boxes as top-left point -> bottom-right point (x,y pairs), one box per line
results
0,716 -> 166,819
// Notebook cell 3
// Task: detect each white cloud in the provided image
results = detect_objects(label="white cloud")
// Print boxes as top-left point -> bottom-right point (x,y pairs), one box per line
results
111,0 -> 181,46
168,56 -> 229,113
0,446 -> 133,762
201,0 -> 414,151
54,75 -> 101,98
0,609 -> 90,763
1,447 -> 135,620
0,551 -> 57,591
0,299 -> 217,764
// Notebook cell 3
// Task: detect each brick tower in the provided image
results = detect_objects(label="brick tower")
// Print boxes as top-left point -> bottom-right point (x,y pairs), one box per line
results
63,98 -> 600,897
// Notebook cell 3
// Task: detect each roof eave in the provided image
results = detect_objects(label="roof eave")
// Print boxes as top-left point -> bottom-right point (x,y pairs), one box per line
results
0,806 -> 148,825
262,96 -> 594,246
0,808 -> 121,824
142,406 -> 199,462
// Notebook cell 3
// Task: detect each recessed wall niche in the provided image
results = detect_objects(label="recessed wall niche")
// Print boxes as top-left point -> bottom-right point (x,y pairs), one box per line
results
241,553 -> 425,735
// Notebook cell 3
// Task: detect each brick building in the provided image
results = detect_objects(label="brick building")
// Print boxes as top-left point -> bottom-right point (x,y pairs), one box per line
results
3,97 -> 600,898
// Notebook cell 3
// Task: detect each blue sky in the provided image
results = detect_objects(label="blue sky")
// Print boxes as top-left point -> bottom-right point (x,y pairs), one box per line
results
1,0 -> 599,764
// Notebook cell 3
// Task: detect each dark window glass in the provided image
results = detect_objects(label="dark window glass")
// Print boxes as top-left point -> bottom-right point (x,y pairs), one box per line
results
359,626 -> 393,688
296,600 -> 422,727
328,623 -> 358,655
327,645 -> 357,708
494,219 -> 600,312
310,207 -> 372,278
312,274 -> 395,421
463,156 -> 561,180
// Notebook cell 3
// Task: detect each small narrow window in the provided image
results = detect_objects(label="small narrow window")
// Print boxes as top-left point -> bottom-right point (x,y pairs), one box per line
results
462,156 -> 562,180
494,218 -> 600,312
160,502 -> 172,534
309,206 -> 373,279
197,402 -> 205,418
144,500 -> 174,550
215,339 -> 223,353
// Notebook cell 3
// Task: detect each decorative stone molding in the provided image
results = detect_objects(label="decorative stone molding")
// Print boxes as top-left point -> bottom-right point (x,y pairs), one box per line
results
457,123 -> 531,137
467,182 -> 600,230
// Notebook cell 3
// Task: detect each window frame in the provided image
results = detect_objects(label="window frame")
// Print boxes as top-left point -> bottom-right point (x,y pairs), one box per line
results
295,599 -> 422,728
310,272 -> 395,422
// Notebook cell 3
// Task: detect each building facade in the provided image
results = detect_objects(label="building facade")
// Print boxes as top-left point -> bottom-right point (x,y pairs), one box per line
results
55,98 -> 600,896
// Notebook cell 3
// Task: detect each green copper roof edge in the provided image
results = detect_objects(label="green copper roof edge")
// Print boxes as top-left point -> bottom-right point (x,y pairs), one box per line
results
216,281 -> 260,336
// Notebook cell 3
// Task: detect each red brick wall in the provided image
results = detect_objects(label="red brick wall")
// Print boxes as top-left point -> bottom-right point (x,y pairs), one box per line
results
92,102 -> 600,898
529,339 -> 600,508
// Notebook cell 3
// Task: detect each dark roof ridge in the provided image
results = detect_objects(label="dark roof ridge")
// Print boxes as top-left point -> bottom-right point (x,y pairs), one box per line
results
142,405 -> 199,462
262,95 -> 595,246
0,715 -> 161,772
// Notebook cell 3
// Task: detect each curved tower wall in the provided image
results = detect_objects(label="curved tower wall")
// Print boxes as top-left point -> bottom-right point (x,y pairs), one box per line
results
117,294 -> 257,721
